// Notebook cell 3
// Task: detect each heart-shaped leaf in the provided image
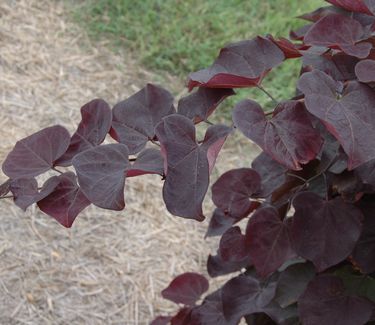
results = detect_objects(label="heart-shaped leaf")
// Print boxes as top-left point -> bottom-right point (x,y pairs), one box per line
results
207,252 -> 251,278
177,88 -> 235,123
326,0 -> 374,15
37,172 -> 90,228
110,84 -> 175,154
161,272 -> 209,306
155,115 -> 231,221
246,207 -> 297,278
2,125 -> 70,179
233,100 -> 322,170
127,148 -> 164,177
299,275 -> 374,325
298,69 -> 375,169
355,59 -> 375,83
72,143 -> 130,210
222,273 -> 277,320
9,178 -> 38,211
188,37 -> 284,89
56,99 -> 112,166
291,191 -> 363,271
219,227 -> 251,263
212,168 -> 261,218
304,14 -> 372,58
205,208 -> 242,238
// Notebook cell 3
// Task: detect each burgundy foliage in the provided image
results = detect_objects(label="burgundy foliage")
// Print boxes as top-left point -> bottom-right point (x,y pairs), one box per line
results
2,1 -> 375,324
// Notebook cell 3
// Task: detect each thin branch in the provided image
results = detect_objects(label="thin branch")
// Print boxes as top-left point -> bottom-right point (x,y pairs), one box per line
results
150,139 -> 161,147
129,157 -> 137,162
204,119 -> 214,126
52,167 -> 63,175
0,195 -> 13,200
257,85 -> 278,104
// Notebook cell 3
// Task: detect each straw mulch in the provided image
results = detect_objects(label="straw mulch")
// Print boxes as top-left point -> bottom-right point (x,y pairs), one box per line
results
0,0 -> 259,324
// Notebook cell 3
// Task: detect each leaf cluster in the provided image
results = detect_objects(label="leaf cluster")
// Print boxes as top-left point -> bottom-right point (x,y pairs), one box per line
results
2,0 -> 375,324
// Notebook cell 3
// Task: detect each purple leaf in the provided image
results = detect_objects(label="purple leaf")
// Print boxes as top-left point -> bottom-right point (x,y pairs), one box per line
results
190,290 -> 240,325
37,172 -> 90,228
2,125 -> 70,179
110,84 -> 175,154
150,316 -> 172,325
177,88 -> 235,123
56,99 -> 112,166
72,143 -> 130,210
291,192 -> 363,271
161,272 -> 209,306
155,115 -> 231,221
219,227 -> 251,263
274,263 -> 315,308
171,308 -> 192,325
233,100 -> 322,170
207,253 -> 251,278
222,274 -> 277,320
9,178 -> 38,211
188,37 -> 284,89
304,14 -> 372,58
127,148 -> 164,177
299,275 -> 374,325
212,168 -> 261,218
298,70 -> 375,169
351,198 -> 375,273
355,158 -> 375,190
299,5 -> 346,22
246,207 -> 297,278
0,179 -> 10,197
355,59 -> 375,83
326,0 -> 374,15
251,152 -> 287,197
205,208 -> 241,238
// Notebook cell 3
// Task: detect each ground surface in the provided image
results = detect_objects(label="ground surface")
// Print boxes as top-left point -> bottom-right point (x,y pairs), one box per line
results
0,1 -> 258,324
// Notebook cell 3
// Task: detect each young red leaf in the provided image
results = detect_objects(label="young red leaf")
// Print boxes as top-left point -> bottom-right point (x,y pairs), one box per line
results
326,0 -> 374,15
55,99 -> 112,166
274,263 -> 315,308
161,272 -> 209,306
126,148 -> 164,177
351,199 -> 375,273
233,100 -> 322,170
267,35 -> 304,59
9,178 -> 38,211
72,143 -> 129,210
355,59 -> 375,83
211,168 -> 261,218
150,316 -> 172,325
110,84 -> 175,154
246,207 -> 297,278
304,14 -> 372,58
291,192 -> 363,271
298,70 -> 375,169
37,173 -> 90,228
222,274 -> 277,321
190,290 -> 240,325
0,179 -> 10,197
2,125 -> 70,179
299,275 -> 374,325
177,88 -> 235,123
188,37 -> 284,90
155,115 -> 231,221
251,152 -> 287,197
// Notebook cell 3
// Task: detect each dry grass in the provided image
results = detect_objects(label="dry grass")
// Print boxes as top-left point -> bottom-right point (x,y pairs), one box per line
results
0,0 -> 259,324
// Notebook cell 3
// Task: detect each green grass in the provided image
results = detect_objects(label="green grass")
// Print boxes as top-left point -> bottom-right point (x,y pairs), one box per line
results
73,0 -> 324,112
